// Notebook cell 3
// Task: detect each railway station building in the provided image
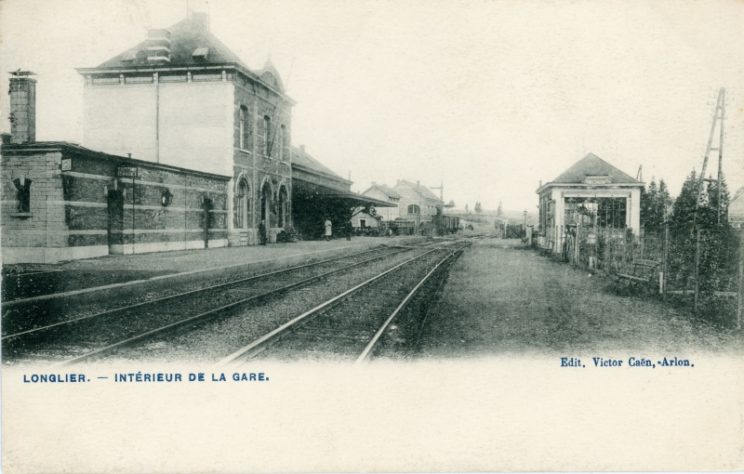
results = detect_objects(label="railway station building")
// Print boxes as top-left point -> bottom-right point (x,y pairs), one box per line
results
76,12 -> 293,247
1,12 -> 392,262
536,153 -> 643,253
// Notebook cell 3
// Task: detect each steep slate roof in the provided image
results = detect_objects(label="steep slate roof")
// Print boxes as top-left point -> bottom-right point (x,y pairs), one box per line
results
397,180 -> 441,202
550,153 -> 639,185
96,15 -> 247,69
363,184 -> 401,199
291,146 -> 349,183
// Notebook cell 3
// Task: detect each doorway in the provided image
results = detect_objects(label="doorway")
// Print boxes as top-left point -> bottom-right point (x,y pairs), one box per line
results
107,189 -> 124,254
260,181 -> 272,243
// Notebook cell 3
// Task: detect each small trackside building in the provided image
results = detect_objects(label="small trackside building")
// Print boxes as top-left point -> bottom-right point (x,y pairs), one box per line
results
1,140 -> 229,264
536,153 -> 644,253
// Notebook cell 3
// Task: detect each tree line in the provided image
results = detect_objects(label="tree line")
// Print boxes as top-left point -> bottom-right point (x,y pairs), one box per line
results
642,171 -> 739,323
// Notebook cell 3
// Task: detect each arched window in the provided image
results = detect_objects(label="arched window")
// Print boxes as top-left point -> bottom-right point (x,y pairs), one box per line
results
236,178 -> 249,228
263,116 -> 271,156
407,204 -> 420,215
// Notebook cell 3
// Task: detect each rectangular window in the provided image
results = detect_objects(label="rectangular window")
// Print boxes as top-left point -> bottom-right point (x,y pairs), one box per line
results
276,125 -> 284,161
239,107 -> 246,149
239,106 -> 252,150
263,116 -> 271,156
13,177 -> 32,214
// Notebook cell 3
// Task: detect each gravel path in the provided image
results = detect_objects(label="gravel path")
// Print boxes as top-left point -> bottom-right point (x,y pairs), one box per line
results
418,238 -> 744,356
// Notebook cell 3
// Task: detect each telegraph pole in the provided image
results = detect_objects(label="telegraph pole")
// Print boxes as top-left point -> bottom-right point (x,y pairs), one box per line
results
430,181 -> 444,204
693,88 -> 726,311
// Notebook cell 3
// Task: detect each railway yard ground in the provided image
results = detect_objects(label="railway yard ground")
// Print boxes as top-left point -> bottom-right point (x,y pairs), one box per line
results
419,238 -> 744,356
2,235 -> 742,365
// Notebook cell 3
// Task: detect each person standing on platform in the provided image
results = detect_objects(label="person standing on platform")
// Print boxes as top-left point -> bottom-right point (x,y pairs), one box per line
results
345,219 -> 352,241
324,218 -> 332,241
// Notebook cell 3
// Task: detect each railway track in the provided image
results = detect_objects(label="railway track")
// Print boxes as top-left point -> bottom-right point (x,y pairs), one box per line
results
2,245 -> 400,336
5,238 -> 471,365
4,245 -> 423,363
217,242 -> 469,364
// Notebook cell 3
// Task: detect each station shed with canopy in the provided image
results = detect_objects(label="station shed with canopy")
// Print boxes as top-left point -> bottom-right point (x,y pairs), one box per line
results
291,146 -> 394,239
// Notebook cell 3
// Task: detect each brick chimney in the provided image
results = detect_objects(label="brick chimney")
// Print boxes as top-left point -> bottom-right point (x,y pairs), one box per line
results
8,70 -> 36,144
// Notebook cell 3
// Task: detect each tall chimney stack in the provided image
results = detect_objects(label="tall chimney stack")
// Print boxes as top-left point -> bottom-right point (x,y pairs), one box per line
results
8,70 -> 36,144
190,12 -> 210,31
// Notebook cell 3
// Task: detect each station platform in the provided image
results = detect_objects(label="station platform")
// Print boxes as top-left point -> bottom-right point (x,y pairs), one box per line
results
2,236 -> 426,304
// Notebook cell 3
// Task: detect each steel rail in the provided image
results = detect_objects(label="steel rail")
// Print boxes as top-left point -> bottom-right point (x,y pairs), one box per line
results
54,247 -> 414,366
3,246 -> 388,341
216,248 -> 443,365
355,245 -> 465,363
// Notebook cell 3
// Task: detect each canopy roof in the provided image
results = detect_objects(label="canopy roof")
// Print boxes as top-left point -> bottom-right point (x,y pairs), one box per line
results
293,179 -> 395,208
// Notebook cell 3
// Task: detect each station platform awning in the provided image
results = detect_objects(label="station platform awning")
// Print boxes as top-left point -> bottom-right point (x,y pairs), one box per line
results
292,179 -> 395,209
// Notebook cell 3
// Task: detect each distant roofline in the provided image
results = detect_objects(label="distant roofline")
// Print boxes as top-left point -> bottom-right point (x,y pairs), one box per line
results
396,179 -> 442,202
1,141 -> 231,180
76,62 -> 295,105
361,183 -> 401,199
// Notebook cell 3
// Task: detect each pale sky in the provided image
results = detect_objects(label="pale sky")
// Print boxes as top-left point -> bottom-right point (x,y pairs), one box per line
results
1,0 -> 743,216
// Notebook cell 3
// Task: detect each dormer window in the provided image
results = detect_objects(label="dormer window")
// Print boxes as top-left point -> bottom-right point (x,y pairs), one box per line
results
192,47 -> 209,60
121,50 -> 138,62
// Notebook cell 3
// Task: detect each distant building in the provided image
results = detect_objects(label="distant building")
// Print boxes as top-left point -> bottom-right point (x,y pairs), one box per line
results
393,180 -> 443,223
536,153 -> 643,253
362,183 -> 401,221
350,183 -> 400,231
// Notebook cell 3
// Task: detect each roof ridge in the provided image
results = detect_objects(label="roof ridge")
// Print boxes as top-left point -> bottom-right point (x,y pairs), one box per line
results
549,153 -> 640,185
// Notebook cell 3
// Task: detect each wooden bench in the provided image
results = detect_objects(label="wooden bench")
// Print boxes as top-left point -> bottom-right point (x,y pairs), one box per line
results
615,259 -> 661,291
